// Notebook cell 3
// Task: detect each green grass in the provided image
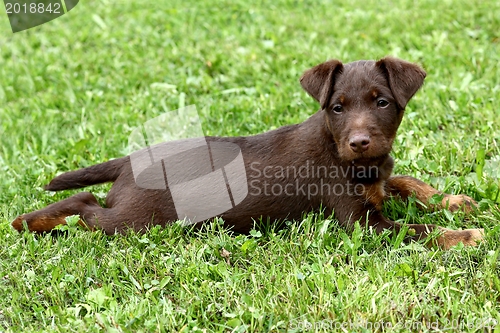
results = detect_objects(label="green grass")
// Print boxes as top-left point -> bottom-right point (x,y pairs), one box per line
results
1,0 -> 500,331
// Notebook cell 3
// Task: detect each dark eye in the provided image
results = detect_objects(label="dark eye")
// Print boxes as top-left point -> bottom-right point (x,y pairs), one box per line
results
332,104 -> 343,113
377,99 -> 389,108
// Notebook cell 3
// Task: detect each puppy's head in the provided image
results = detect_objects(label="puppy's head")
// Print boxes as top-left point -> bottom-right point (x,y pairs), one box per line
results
300,57 -> 426,164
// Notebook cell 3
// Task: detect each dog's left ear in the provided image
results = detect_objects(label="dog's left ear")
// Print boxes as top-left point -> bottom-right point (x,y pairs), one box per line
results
300,60 -> 343,110
376,57 -> 426,110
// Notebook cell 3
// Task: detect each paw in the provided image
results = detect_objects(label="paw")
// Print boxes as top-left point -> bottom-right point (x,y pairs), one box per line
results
442,194 -> 477,213
11,215 -> 26,232
437,227 -> 484,250
11,214 -> 69,233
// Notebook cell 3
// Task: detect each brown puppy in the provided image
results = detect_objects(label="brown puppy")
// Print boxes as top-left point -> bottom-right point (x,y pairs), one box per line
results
12,56 -> 484,249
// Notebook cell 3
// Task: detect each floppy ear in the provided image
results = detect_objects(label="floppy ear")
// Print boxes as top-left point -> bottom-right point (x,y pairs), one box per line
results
300,60 -> 343,109
376,57 -> 426,110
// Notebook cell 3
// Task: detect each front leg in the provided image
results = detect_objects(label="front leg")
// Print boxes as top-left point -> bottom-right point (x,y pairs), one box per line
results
367,211 -> 484,250
385,176 -> 477,213
330,185 -> 483,249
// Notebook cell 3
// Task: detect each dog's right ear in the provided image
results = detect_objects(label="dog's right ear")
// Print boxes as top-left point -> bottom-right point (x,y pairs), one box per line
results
300,60 -> 343,110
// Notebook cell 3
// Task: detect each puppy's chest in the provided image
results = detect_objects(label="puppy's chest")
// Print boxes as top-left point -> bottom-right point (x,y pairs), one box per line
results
360,181 -> 386,211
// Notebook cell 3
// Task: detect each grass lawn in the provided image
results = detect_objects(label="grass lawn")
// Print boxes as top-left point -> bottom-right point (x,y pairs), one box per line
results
1,0 -> 500,331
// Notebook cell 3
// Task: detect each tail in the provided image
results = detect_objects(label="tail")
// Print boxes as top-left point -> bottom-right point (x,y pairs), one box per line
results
44,156 -> 129,191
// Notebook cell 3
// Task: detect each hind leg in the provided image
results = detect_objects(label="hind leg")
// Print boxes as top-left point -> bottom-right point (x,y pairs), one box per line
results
12,192 -> 108,233
386,176 -> 477,213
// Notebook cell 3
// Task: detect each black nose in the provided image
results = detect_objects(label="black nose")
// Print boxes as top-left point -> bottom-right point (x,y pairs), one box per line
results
349,134 -> 370,153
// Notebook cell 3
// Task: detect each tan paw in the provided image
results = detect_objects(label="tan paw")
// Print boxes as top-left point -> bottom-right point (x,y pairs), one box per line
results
12,214 -> 70,233
442,194 -> 477,213
11,215 -> 26,232
436,227 -> 484,250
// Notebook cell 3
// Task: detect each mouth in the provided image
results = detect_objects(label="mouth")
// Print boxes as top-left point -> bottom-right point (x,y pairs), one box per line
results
336,136 -> 393,165
349,153 -> 389,166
